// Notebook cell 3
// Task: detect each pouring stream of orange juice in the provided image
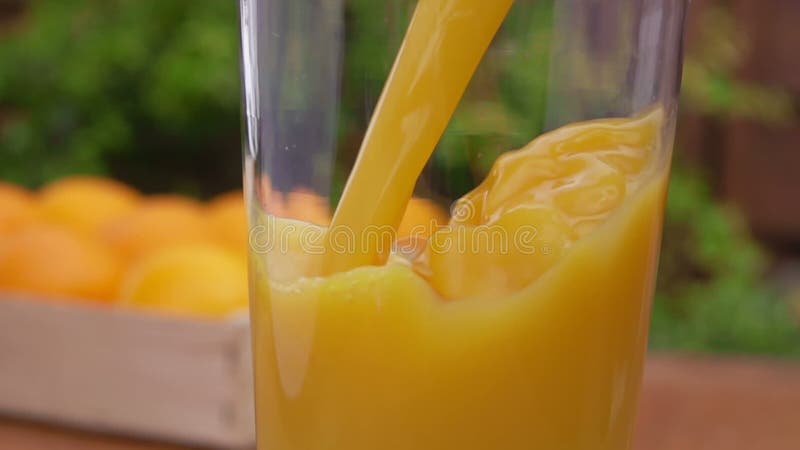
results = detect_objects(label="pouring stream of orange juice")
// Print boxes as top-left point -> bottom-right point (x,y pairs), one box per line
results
326,0 -> 514,273
253,0 -> 669,449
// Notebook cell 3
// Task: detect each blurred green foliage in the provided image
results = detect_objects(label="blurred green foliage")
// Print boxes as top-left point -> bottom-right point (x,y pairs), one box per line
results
648,5 -> 800,357
681,6 -> 795,125
0,1 -> 797,354
653,168 -> 800,356
0,0 -> 241,195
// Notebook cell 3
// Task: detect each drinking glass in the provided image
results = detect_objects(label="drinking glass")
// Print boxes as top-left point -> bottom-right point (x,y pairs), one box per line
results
239,1 -> 687,449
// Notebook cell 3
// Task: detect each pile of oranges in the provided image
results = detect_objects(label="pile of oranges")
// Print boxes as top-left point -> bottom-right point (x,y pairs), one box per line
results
0,176 -> 448,319
0,177 -> 249,319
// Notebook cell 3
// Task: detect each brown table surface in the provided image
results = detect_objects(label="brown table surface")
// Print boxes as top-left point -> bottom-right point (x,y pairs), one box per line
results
634,355 -> 800,450
1,355 -> 799,450
0,418 -> 193,450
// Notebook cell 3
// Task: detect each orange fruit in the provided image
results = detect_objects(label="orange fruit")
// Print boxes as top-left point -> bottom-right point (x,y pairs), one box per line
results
258,176 -> 331,225
398,197 -> 449,238
259,174 -> 274,198
263,188 -> 331,226
0,182 -> 34,236
0,224 -> 123,302
101,195 -> 212,262
284,189 -> 332,226
208,191 -> 249,255
37,176 -> 140,235
120,243 -> 249,319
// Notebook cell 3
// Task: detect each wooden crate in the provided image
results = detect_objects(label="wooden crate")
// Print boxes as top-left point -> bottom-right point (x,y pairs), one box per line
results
0,295 -> 255,449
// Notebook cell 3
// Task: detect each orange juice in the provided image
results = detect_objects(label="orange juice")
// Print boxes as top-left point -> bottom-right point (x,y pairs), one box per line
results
252,116 -> 666,450
250,1 -> 670,449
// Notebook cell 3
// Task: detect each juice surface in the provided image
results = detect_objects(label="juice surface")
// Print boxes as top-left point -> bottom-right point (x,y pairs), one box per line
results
251,0 -> 670,449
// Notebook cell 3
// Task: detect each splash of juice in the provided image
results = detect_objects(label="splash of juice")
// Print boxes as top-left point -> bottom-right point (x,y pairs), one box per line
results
418,109 -> 662,300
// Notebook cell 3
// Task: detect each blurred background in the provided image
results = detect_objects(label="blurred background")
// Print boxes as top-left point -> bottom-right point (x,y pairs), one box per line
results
0,0 -> 797,449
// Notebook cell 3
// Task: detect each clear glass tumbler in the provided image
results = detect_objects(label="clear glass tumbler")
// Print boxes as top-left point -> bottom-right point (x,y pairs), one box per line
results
239,1 -> 687,449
